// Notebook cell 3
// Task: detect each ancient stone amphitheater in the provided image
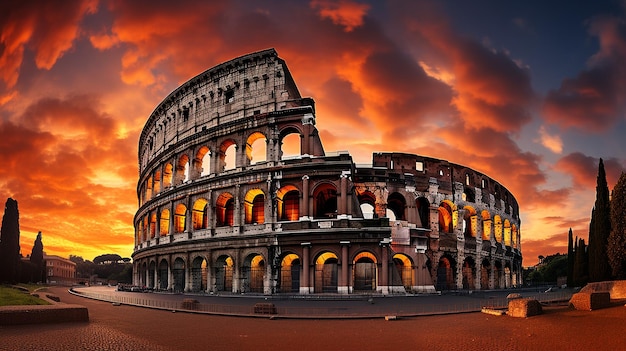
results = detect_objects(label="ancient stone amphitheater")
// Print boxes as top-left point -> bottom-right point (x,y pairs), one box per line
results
132,49 -> 522,295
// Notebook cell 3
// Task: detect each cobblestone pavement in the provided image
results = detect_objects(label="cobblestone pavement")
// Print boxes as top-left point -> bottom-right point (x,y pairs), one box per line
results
1,287 -> 624,351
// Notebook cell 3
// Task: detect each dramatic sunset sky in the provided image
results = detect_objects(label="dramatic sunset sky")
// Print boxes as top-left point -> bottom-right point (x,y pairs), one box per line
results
2,0 -> 626,265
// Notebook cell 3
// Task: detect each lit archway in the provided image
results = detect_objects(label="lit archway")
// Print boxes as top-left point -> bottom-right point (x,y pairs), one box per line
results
313,183 -> 337,219
244,189 -> 265,224
216,193 -> 235,226
191,256 -> 207,292
280,254 -> 301,293
174,203 -> 187,233
277,185 -> 299,221
192,198 -> 209,230
353,252 -> 377,291
314,252 -> 338,293
214,256 -> 233,292
242,254 -> 265,293
160,209 -> 170,236
246,132 -> 267,164
392,254 -> 413,290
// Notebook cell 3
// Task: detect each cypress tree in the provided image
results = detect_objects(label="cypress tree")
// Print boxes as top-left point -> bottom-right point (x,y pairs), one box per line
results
30,231 -> 44,282
573,237 -> 588,286
608,173 -> 626,279
0,198 -> 21,283
567,228 -> 574,287
588,159 -> 612,282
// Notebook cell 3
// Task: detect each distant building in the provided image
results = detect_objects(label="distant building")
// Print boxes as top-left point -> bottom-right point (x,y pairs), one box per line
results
44,254 -> 76,285
132,49 -> 522,294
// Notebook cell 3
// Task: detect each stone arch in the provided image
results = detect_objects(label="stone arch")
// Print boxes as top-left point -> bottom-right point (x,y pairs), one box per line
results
149,212 -> 157,239
312,182 -> 337,219
416,197 -> 430,229
174,203 -> 187,233
219,139 -> 237,171
173,257 -> 186,293
158,259 -> 169,290
279,253 -> 301,293
244,188 -> 265,224
387,192 -> 406,221
214,255 -> 234,292
242,253 -> 265,293
494,215 -> 503,243
195,145 -> 211,177
146,175 -> 153,200
163,163 -> 173,188
481,210 -> 491,240
504,261 -> 512,288
436,254 -> 456,290
246,131 -> 267,165
279,126 -> 303,159
463,206 -> 477,238
438,200 -> 456,234
392,253 -> 414,290
358,191 -> 376,219
192,198 -> 209,230
216,192 -> 235,226
159,208 -> 170,236
353,251 -> 378,291
314,251 -> 339,293
148,260 -> 156,289
481,259 -> 490,290
176,154 -> 190,184
462,257 -> 476,290
191,256 -> 208,292
504,219 -> 512,246
494,260 -> 503,289
277,185 -> 300,221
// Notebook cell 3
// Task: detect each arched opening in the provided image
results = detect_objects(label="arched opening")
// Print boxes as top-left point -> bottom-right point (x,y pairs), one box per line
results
216,193 -> 235,226
174,203 -> 186,233
313,183 -> 337,219
142,217 -> 148,242
416,197 -> 430,228
219,139 -> 237,171
358,191 -> 376,219
148,261 -> 156,289
196,146 -> 211,177
176,154 -> 190,184
277,185 -> 300,221
140,262 -> 147,287
504,262 -> 512,288
280,131 -> 301,159
481,259 -> 491,290
463,187 -> 475,202
392,254 -> 413,291
463,206 -> 477,238
280,254 -> 301,293
314,252 -> 338,293
146,176 -> 153,200
246,132 -> 267,165
387,192 -> 406,221
353,252 -> 377,291
191,256 -> 207,292
158,259 -> 168,290
481,210 -> 491,240
436,255 -> 456,290
504,219 -> 512,246
242,254 -> 265,293
173,257 -> 185,293
149,213 -> 156,239
244,189 -> 265,224
494,261 -> 503,289
163,163 -> 173,188
153,170 -> 161,194
160,209 -> 170,236
494,215 -> 503,243
462,257 -> 475,290
214,256 -> 233,292
192,198 -> 209,230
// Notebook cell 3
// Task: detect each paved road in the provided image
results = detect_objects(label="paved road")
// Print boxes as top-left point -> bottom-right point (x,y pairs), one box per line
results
1,287 -> 624,350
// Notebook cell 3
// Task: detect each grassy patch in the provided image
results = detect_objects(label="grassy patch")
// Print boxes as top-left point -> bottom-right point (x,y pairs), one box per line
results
0,285 -> 50,306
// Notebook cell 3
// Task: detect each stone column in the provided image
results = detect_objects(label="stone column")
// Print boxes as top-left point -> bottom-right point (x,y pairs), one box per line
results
381,243 -> 389,295
301,175 -> 310,220
300,243 -> 311,294
339,241 -> 350,294
338,174 -> 348,218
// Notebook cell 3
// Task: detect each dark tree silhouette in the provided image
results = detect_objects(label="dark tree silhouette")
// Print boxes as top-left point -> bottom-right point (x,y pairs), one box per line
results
573,237 -> 588,286
567,228 -> 574,287
30,231 -> 44,282
0,198 -> 21,283
588,159 -> 612,282
608,172 -> 626,279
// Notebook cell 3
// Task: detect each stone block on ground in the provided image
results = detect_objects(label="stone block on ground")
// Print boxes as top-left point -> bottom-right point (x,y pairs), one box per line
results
569,292 -> 611,311
507,298 -> 542,317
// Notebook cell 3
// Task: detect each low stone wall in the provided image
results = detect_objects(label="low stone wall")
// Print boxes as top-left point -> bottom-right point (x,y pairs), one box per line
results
579,280 -> 626,299
569,292 -> 611,311
507,298 -> 542,318
0,305 -> 89,325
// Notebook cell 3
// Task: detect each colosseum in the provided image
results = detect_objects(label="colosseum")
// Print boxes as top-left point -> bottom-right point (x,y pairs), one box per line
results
132,49 -> 522,295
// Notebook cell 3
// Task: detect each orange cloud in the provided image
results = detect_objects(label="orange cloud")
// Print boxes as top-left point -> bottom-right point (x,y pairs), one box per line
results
310,0 -> 370,32
555,153 -> 625,189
